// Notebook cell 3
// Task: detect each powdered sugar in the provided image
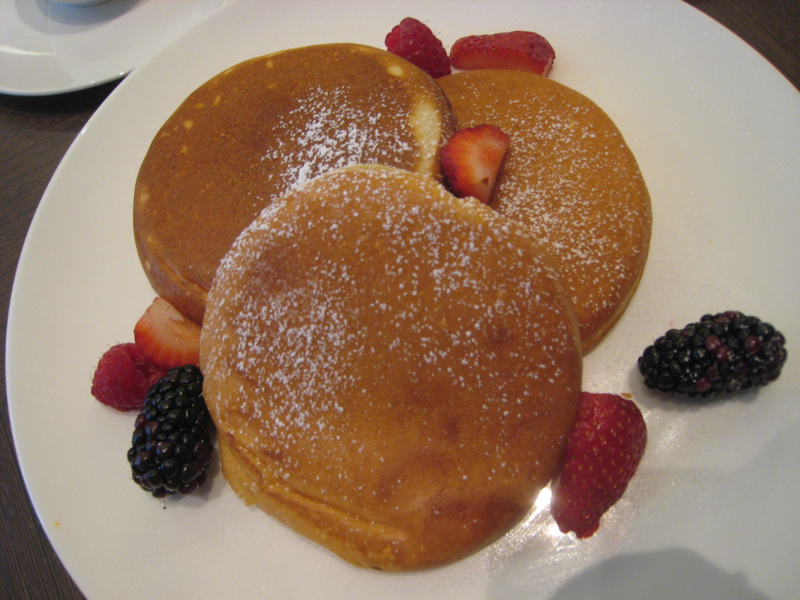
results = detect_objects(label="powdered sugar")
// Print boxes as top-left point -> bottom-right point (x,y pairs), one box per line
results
202,167 -> 581,493
260,87 -> 414,190
437,71 -> 651,349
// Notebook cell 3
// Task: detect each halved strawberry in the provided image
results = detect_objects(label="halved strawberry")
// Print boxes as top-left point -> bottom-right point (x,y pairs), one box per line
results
551,392 -> 647,538
450,31 -> 556,76
133,297 -> 201,369
441,124 -> 510,205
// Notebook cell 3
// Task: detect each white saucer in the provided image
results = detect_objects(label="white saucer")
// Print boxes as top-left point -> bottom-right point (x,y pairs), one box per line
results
0,0 -> 229,95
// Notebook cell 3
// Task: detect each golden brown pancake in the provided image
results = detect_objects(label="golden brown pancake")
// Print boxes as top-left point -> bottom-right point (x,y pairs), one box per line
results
200,165 -> 583,570
134,43 -> 456,324
437,70 -> 652,352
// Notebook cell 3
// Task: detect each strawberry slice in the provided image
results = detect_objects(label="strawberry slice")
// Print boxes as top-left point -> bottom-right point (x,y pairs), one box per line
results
441,124 -> 510,205
133,297 -> 201,369
450,31 -> 556,76
551,392 -> 647,538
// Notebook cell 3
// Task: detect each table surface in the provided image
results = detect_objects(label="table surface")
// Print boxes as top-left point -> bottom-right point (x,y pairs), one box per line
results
2,1 -> 799,598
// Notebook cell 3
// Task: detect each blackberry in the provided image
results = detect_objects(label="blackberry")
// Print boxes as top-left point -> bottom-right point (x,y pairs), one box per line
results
127,365 -> 214,497
638,311 -> 787,399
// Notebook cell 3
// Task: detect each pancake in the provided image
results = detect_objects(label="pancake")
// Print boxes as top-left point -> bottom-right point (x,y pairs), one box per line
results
437,70 -> 652,352
200,165 -> 583,570
134,43 -> 456,324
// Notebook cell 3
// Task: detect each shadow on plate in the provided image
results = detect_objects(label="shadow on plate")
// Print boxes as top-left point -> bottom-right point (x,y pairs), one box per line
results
544,547 -> 773,600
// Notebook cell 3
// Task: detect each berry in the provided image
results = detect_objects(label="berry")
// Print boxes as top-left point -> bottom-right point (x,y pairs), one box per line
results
450,31 -> 556,76
134,297 -> 201,369
385,17 -> 451,79
91,343 -> 167,411
128,365 -> 214,497
638,311 -> 787,399
441,124 -> 510,204
551,393 -> 647,538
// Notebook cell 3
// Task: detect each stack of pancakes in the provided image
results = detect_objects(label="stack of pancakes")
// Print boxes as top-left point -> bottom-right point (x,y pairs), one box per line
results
134,44 -> 651,570
134,44 -> 455,324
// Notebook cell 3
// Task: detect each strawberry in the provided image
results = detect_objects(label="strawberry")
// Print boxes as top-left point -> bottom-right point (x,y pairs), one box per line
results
385,17 -> 451,79
133,297 -> 201,369
91,343 -> 167,411
450,31 -> 556,76
441,124 -> 510,204
551,392 -> 647,538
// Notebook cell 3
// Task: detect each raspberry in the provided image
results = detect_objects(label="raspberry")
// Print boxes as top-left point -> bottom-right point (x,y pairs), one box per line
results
91,343 -> 167,411
127,365 -> 214,497
385,17 -> 451,79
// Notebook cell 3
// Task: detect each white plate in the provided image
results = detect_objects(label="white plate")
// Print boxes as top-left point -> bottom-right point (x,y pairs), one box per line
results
7,0 -> 800,598
0,0 -> 230,95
